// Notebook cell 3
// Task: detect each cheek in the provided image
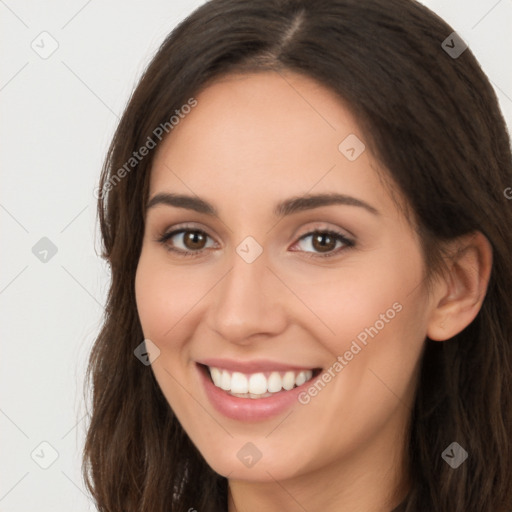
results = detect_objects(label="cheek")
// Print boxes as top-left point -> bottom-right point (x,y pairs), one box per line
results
134,247 -> 209,343
318,255 -> 426,415
134,249 -> 207,422
291,243 -> 427,416
279,245 -> 425,358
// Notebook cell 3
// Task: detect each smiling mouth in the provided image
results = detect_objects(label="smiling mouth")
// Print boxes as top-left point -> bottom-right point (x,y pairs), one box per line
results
198,363 -> 322,399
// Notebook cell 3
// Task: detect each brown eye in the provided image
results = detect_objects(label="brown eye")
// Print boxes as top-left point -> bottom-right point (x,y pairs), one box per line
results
182,231 -> 207,250
157,228 -> 215,257
311,233 -> 337,253
291,229 -> 354,259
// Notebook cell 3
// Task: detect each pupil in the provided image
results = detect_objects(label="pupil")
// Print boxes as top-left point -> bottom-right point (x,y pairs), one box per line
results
314,234 -> 334,252
187,231 -> 204,249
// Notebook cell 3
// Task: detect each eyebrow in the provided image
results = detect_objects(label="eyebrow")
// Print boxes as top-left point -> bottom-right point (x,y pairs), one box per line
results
146,192 -> 379,217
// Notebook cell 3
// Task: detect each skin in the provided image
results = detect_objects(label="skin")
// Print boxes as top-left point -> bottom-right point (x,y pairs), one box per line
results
134,71 -> 492,512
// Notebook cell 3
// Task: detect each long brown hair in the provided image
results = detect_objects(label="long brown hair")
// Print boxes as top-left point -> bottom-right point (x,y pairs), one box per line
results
82,0 -> 512,510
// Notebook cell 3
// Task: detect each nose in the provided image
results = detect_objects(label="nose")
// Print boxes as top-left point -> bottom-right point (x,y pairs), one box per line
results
207,249 -> 287,345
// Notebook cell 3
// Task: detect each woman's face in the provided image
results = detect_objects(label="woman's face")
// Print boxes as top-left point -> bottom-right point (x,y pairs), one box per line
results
135,71 -> 436,483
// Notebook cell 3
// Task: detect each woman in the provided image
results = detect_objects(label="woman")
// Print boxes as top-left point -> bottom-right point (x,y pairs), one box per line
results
82,0 -> 512,510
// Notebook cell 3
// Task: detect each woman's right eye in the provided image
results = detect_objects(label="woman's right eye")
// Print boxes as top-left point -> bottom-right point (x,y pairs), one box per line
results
157,228 -> 216,258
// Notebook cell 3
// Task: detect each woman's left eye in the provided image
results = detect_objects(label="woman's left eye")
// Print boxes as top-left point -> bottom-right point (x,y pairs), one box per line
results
156,227 -> 355,259
291,230 -> 355,258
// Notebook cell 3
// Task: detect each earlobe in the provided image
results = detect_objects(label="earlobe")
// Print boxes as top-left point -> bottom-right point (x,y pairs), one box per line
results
426,231 -> 493,342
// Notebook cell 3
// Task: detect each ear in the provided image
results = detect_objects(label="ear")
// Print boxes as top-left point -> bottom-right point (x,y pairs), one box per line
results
426,231 -> 493,341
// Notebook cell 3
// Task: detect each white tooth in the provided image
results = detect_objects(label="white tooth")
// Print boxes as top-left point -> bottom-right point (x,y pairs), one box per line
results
213,368 -> 313,395
220,370 -> 231,391
231,392 -> 249,398
267,371 -> 283,393
248,373 -> 267,394
210,367 -> 221,387
231,372 -> 249,393
295,371 -> 307,387
282,371 -> 295,390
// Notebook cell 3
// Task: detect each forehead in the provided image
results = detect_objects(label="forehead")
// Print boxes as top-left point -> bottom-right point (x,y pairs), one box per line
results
149,71 -> 399,220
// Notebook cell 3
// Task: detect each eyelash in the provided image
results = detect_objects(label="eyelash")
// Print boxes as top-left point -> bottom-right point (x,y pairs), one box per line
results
156,224 -> 355,260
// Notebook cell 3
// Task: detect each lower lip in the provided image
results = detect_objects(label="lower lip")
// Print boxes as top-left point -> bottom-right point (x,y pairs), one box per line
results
197,364 -> 317,422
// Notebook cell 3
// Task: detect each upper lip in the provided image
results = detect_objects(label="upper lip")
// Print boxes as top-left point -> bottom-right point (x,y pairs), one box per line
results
197,358 -> 319,374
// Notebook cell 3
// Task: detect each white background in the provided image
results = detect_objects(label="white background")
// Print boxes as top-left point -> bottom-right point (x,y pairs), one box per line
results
1,1 -> 511,510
